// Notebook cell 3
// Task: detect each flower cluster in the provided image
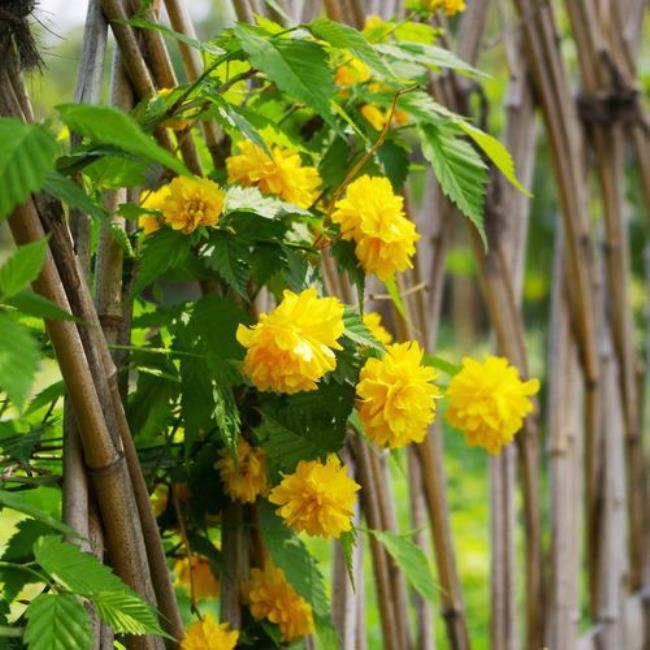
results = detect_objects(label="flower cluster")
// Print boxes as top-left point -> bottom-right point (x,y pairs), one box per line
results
242,562 -> 314,642
356,341 -> 441,448
139,176 -> 224,235
332,175 -> 419,279
446,355 -> 540,454
236,288 -> 344,394
174,554 -> 219,600
180,614 -> 238,650
226,140 -> 321,208
269,455 -> 360,538
216,439 -> 267,503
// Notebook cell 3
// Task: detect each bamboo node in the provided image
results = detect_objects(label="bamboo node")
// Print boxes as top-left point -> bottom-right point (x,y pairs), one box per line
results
576,88 -> 642,126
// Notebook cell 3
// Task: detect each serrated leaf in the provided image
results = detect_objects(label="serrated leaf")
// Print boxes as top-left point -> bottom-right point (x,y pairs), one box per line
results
42,171 -> 108,220
203,232 -> 250,296
370,529 -> 439,604
377,42 -> 484,78
92,590 -> 165,636
419,122 -> 488,246
257,502 -> 330,618
24,594 -> 92,650
307,18 -> 392,77
132,228 -> 192,294
34,535 -> 127,595
0,313 -> 40,409
0,119 -> 58,221
24,380 -> 65,416
342,307 -> 384,353
234,24 -> 335,124
57,104 -> 188,177
213,384 -> 240,455
2,520 -> 51,562
5,290 -> 76,321
257,382 -> 355,472
126,17 -> 224,56
0,239 -> 49,301
457,121 -> 531,196
0,491 -> 78,539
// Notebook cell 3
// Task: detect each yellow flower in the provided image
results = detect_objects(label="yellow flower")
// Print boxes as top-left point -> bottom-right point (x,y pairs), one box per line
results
332,175 -> 419,279
180,614 -> 238,650
335,56 -> 371,86
268,455 -> 360,538
159,176 -> 224,234
150,484 -> 169,518
423,0 -> 466,15
363,312 -> 392,345
363,15 -> 393,42
446,356 -> 540,454
360,104 -> 409,131
356,341 -> 441,448
361,104 -> 387,131
174,554 -> 220,600
216,439 -> 267,504
138,185 -> 171,235
242,562 -> 314,642
226,140 -> 321,208
236,288 -> 344,394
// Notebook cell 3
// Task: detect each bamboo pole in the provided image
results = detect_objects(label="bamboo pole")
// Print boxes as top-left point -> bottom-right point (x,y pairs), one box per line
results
566,0 -> 648,595
511,0 -> 604,621
546,230 -> 582,650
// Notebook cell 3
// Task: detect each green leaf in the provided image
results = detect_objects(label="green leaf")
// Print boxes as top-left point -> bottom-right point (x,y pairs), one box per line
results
2,520 -> 52,562
457,121 -> 531,196
57,104 -> 189,177
377,42 -> 484,78
419,122 -> 488,246
383,275 -> 408,321
331,240 -> 365,304
307,18 -> 392,77
213,384 -> 240,455
92,590 -> 166,637
5,290 -> 76,321
342,307 -> 384,353
0,119 -> 58,221
257,502 -> 330,619
369,529 -> 439,604
132,228 -> 192,294
202,232 -> 251,297
234,24 -> 335,124
0,313 -> 40,409
422,353 -> 461,376
0,491 -> 79,539
257,382 -> 355,472
42,171 -> 108,220
0,239 -> 49,301
33,535 -> 127,595
126,17 -> 224,55
339,529 -> 357,588
24,380 -> 65,415
24,593 -> 92,650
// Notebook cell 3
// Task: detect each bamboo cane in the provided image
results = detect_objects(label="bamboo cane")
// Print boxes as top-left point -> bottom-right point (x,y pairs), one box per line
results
566,0 -> 648,595
546,230 -> 582,650
511,0 -> 604,621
